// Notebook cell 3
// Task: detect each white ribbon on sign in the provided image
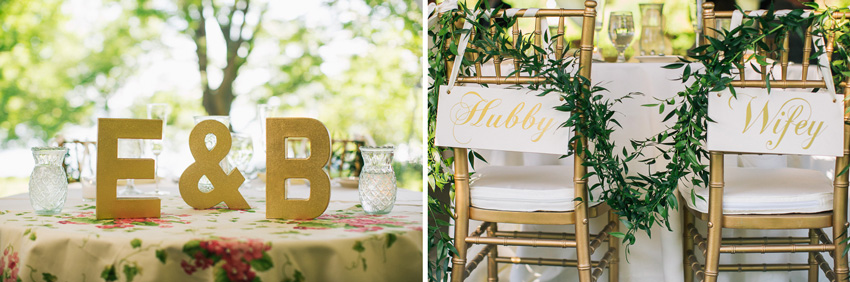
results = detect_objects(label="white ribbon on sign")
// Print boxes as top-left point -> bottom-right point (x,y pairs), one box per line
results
446,8 -> 550,93
427,0 -> 459,29
728,10 -> 836,101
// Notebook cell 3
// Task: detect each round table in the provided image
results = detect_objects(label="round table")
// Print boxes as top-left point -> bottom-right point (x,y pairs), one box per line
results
0,180 -> 422,282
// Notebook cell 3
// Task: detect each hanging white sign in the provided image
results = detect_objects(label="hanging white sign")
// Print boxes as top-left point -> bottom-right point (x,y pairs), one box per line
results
435,85 -> 573,155
707,88 -> 844,156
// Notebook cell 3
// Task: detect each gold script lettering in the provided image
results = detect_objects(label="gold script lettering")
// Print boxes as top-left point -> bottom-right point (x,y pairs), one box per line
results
737,96 -> 825,150
449,91 -> 558,144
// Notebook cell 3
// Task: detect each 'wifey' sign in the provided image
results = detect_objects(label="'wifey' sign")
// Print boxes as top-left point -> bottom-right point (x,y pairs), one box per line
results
707,88 -> 844,156
435,85 -> 572,155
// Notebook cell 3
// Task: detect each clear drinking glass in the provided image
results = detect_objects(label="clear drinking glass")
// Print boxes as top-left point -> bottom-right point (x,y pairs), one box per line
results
639,3 -> 666,56
358,146 -> 397,215
227,133 -> 253,188
29,147 -> 69,215
257,104 -> 277,153
193,116 -> 231,193
147,103 -> 171,195
609,11 -> 635,63
118,139 -> 144,196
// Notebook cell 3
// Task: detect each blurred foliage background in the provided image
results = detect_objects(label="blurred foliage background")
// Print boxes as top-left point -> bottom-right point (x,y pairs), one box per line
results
0,0 -> 422,195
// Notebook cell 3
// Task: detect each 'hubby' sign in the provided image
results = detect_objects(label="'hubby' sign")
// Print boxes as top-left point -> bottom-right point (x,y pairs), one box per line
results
435,85 -> 572,155
707,88 -> 844,156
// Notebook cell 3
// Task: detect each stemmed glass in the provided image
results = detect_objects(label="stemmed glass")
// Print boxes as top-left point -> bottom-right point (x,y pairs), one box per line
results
147,103 -> 171,196
609,11 -> 635,63
257,104 -> 277,154
118,139 -> 143,196
227,133 -> 254,189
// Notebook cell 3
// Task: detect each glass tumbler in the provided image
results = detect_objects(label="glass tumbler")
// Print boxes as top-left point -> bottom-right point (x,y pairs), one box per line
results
29,147 -> 69,215
358,146 -> 397,215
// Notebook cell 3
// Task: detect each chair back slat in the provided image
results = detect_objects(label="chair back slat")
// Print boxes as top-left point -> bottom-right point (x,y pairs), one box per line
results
445,6 -> 596,86
704,4 -> 850,90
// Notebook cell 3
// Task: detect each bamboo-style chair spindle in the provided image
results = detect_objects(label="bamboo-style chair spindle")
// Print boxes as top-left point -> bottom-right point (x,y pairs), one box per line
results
681,3 -> 850,282
443,2 -> 618,282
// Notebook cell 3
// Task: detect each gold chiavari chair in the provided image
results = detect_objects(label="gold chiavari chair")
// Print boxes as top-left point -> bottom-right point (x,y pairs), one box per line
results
442,2 -> 619,282
681,3 -> 850,282
330,138 -> 365,177
57,139 -> 97,183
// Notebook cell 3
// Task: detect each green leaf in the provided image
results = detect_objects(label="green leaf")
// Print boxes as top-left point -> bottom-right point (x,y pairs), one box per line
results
609,232 -> 626,238
250,252 -> 274,272
101,265 -> 118,282
123,264 -> 140,282
182,240 -> 202,257
214,266 -> 229,282
386,233 -> 398,248
353,241 -> 365,253
29,232 -> 36,241
662,63 -> 684,69
42,273 -> 57,282
155,249 -> 167,264
130,238 -> 142,249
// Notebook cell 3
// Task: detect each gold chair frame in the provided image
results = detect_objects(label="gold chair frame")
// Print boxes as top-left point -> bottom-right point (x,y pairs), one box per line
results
682,3 -> 850,282
441,2 -> 619,282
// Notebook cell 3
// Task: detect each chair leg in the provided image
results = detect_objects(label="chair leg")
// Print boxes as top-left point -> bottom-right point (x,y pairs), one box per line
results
704,152 -> 725,282
608,210 -> 619,282
681,190 -> 694,282
486,223 -> 498,282
808,229 -> 818,282
834,194 -> 849,281
451,212 -> 469,282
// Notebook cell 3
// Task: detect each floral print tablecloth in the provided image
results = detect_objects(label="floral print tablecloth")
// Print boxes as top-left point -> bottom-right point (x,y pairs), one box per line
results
0,182 -> 422,282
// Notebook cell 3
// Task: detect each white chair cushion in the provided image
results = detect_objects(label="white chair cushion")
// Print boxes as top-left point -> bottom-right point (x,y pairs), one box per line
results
679,167 -> 833,215
469,165 -> 603,212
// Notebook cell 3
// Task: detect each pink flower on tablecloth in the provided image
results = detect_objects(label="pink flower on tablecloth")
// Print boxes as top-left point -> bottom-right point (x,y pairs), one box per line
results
410,226 -> 423,231
57,220 -> 87,225
346,226 -> 384,232
180,237 -> 272,282
293,226 -> 329,230
3,250 -> 19,282
332,216 -> 403,227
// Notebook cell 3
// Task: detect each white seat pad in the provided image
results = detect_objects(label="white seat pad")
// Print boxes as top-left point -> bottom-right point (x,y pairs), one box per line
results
680,167 -> 833,215
470,165 -> 603,212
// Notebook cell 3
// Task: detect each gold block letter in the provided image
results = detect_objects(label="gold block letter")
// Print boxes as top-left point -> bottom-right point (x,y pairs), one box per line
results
96,118 -> 162,219
178,120 -> 249,210
266,118 -> 331,219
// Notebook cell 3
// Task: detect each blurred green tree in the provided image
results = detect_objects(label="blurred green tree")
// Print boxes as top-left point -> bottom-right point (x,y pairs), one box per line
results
176,0 -> 265,116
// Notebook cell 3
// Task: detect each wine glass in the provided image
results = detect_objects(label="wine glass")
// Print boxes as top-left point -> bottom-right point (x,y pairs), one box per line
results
227,133 -> 254,189
257,104 -> 277,154
193,116 -> 231,193
147,103 -> 171,196
117,139 -> 143,196
609,11 -> 635,63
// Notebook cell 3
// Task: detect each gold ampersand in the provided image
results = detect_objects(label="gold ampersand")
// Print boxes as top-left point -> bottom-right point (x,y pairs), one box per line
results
178,120 -> 250,210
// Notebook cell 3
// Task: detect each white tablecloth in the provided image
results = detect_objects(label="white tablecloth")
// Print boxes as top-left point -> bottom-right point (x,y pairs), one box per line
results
463,62 -> 837,282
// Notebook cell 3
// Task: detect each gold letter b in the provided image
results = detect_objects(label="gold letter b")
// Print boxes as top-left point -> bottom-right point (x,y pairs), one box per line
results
266,118 -> 331,219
